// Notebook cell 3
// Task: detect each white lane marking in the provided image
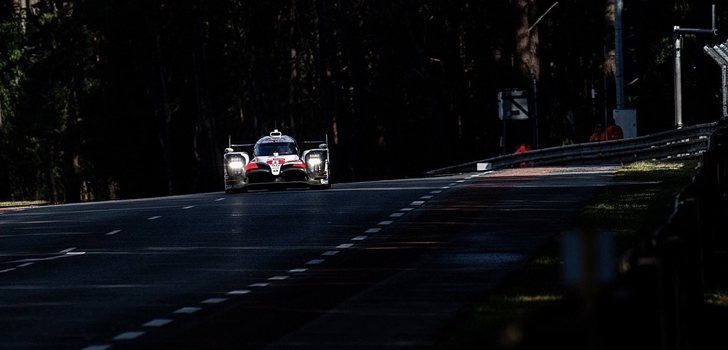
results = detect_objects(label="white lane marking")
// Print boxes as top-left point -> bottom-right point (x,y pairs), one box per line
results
202,298 -> 227,304
365,228 -> 381,234
322,251 -> 339,256
174,307 -> 201,314
113,331 -> 145,340
420,195 -> 434,199
182,206 -> 195,210
215,198 -> 225,202
17,263 -> 33,268
249,283 -> 270,287
337,243 -> 354,249
389,212 -> 405,218
81,345 -> 111,350
143,319 -> 173,327
105,230 -> 122,236
289,268 -> 308,273
400,208 -> 414,212
65,251 -> 86,256
227,290 -> 250,295
430,190 -> 442,194
456,180 -> 466,183
410,201 -> 425,206
352,236 -> 368,241
441,186 -> 451,189
268,276 -> 289,281
147,216 -> 161,220
0,268 -> 16,273
448,183 -> 457,186
378,220 -> 393,226
306,259 -> 325,265
60,247 -> 76,253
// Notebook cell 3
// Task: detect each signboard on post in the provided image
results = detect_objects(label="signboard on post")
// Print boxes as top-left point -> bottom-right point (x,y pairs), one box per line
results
498,90 -> 529,121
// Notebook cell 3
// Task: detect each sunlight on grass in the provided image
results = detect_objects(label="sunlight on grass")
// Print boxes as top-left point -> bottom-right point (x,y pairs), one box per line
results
623,160 -> 688,173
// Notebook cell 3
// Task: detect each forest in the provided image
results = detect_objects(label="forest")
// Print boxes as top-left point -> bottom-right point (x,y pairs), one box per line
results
0,0 -> 726,203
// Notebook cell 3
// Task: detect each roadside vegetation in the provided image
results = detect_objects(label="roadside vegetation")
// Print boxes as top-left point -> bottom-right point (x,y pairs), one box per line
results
438,160 -> 700,349
0,200 -> 48,209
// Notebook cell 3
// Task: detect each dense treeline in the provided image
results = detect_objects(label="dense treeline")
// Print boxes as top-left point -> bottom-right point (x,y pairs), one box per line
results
0,0 -> 725,202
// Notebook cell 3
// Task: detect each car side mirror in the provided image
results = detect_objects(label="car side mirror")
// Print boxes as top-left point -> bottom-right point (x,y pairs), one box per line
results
224,148 -> 233,153
319,144 -> 328,150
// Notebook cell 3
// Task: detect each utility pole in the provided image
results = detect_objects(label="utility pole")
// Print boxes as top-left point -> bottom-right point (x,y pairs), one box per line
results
673,5 -> 718,129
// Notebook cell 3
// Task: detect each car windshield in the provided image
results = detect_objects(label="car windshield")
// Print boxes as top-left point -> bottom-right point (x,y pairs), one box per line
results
254,142 -> 298,156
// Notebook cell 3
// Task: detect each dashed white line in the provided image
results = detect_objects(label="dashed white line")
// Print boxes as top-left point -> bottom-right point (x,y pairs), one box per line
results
322,250 -> 339,256
456,180 -> 466,183
420,195 -> 434,199
215,198 -> 225,202
352,236 -> 368,241
289,268 -> 308,273
306,259 -> 325,265
227,290 -> 250,295
441,186 -> 451,189
105,230 -> 122,236
182,206 -> 195,210
174,307 -> 201,314
410,201 -> 425,206
268,276 -> 289,281
389,212 -> 405,218
113,331 -> 145,340
249,283 -> 270,288
430,190 -> 442,194
448,183 -> 457,186
365,228 -> 381,234
81,345 -> 111,350
0,268 -> 16,273
378,220 -> 393,226
147,216 -> 161,220
143,319 -> 173,327
337,243 -> 354,249
202,298 -> 228,304
17,263 -> 33,268
400,208 -> 414,212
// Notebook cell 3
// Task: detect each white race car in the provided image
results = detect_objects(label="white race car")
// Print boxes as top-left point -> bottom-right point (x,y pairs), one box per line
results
223,130 -> 330,193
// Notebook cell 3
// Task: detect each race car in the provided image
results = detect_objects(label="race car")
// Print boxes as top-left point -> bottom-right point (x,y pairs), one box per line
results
223,130 -> 331,193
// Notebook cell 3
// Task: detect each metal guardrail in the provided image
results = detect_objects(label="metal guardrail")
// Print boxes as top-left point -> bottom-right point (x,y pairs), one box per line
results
427,122 -> 720,175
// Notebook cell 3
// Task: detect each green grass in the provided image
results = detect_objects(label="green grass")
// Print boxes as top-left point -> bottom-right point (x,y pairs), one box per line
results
437,160 -> 699,349
0,200 -> 49,208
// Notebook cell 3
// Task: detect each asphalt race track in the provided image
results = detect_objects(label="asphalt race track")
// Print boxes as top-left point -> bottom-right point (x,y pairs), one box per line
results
0,166 -> 619,350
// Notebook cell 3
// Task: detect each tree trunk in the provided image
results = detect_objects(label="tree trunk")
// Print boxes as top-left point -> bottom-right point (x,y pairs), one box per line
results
514,0 -> 539,82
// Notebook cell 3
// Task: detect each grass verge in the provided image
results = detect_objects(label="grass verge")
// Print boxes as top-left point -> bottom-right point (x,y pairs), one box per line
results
437,160 -> 699,349
0,200 -> 49,209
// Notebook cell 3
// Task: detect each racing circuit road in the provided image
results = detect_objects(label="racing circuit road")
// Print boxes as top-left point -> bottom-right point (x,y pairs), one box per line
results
0,166 -> 619,350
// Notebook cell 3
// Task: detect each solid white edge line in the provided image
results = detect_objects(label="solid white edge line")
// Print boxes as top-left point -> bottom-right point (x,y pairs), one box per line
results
17,262 -> 33,268
60,247 -> 76,253
0,268 -> 16,273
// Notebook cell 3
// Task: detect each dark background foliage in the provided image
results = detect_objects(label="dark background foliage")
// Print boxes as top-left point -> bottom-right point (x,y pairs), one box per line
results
0,0 -> 725,202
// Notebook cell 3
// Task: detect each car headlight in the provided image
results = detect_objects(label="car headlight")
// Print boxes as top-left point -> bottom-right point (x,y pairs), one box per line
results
228,161 -> 244,170
307,157 -> 322,166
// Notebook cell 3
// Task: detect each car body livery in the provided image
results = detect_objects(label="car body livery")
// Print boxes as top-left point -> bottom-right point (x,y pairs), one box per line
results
223,130 -> 330,193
